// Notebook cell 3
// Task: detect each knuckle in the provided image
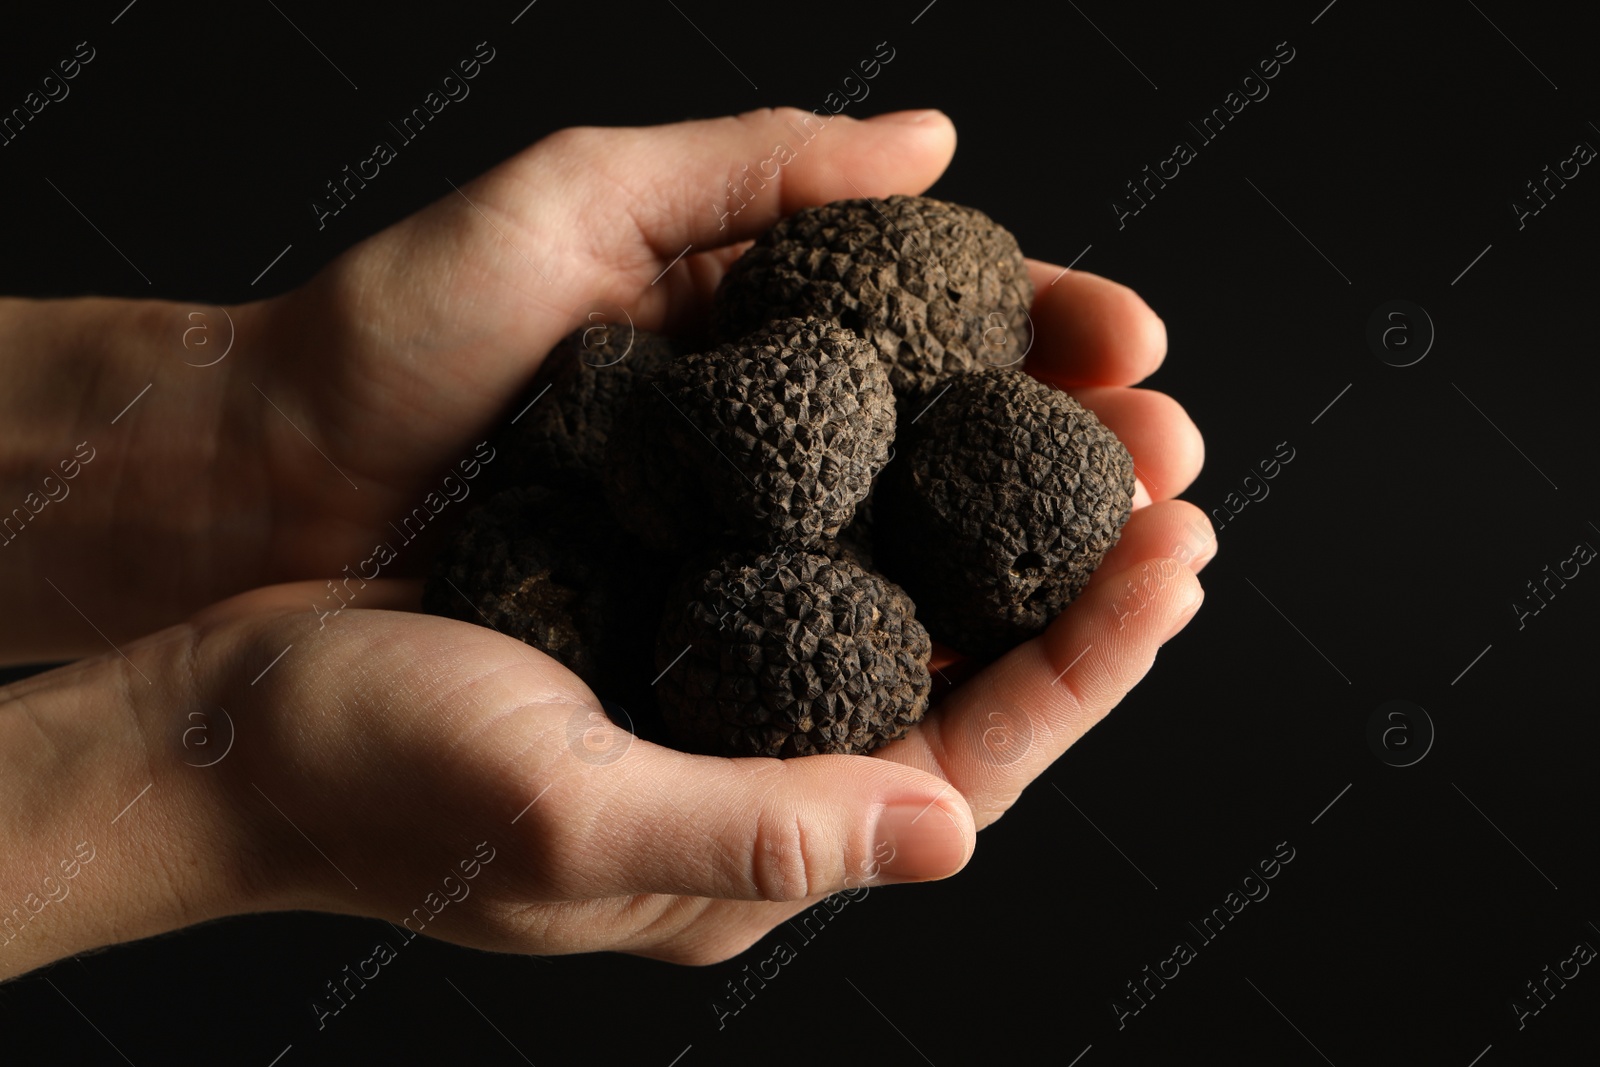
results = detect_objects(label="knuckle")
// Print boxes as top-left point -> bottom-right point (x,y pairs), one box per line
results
537,123 -> 608,161
735,105 -> 779,125
740,105 -> 797,130
747,809 -> 819,902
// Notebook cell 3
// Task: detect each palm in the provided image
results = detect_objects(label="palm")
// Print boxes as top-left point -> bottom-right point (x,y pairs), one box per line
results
216,426 -> 1206,963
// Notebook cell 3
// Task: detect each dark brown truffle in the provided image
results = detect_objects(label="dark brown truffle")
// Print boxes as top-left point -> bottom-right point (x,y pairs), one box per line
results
875,369 -> 1136,657
421,486 -> 665,694
655,547 -> 932,758
499,325 -> 678,490
656,317 -> 894,547
711,195 -> 1034,401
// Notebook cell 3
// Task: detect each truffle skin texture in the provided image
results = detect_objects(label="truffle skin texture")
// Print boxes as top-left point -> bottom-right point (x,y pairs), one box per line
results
422,486 -> 629,688
500,326 -> 678,490
711,196 -> 1034,401
656,548 -> 932,758
653,317 -> 895,548
875,369 -> 1136,658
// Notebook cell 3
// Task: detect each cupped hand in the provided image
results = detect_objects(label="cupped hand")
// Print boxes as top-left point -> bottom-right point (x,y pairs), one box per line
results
182,282 -> 1212,969
123,512 -> 1207,969
157,580 -> 975,966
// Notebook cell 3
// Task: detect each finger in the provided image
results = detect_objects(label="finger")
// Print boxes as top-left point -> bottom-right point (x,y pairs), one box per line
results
876,555 -> 1202,827
187,579 -> 425,626
614,107 -> 956,255
670,241 -> 757,337
1087,500 -> 1217,585
525,741 -> 975,903
924,503 -> 1213,684
575,889 -> 848,967
500,107 -> 957,322
613,892 -> 870,966
1066,387 -> 1204,502
1023,264 -> 1168,387
492,884 -> 829,967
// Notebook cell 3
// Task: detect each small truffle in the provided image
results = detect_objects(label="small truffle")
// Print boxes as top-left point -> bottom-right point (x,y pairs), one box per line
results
422,486 -> 666,693
656,547 -> 932,758
875,369 -> 1136,657
711,195 -> 1034,401
500,325 -> 678,490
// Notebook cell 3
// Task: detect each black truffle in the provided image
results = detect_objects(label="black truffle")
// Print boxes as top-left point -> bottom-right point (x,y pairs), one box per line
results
422,486 -> 664,693
656,547 -> 932,758
875,369 -> 1136,658
605,317 -> 894,550
671,317 -> 894,544
500,325 -> 678,490
711,195 -> 1034,401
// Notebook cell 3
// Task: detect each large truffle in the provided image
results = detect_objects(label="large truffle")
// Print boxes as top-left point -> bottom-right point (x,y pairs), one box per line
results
422,486 -> 667,694
875,369 -> 1136,657
711,195 -> 1034,401
656,547 -> 932,758
499,325 -> 677,490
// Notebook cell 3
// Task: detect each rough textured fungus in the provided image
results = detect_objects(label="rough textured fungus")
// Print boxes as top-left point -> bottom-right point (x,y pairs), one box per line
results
656,548 -> 931,757
875,369 -> 1136,657
422,486 -> 653,689
712,195 -> 1034,401
501,326 -> 678,489
654,317 -> 894,547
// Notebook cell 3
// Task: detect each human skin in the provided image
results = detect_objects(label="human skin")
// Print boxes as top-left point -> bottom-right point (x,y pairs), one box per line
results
0,108 -> 1210,979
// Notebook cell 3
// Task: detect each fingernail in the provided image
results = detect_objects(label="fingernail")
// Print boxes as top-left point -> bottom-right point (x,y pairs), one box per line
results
1161,587 -> 1204,644
871,799 -> 969,883
867,108 -> 945,126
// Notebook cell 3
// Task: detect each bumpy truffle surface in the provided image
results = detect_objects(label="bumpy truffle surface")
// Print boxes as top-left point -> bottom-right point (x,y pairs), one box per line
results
422,486 -> 634,688
656,548 -> 931,758
876,369 -> 1136,657
653,317 -> 894,547
711,196 -> 1034,401
501,325 -> 677,489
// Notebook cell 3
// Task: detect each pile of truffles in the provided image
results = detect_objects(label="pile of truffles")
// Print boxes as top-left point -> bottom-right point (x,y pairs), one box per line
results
424,195 -> 1136,759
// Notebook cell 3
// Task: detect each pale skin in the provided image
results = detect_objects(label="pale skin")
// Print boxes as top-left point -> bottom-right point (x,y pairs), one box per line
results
0,107 -> 1210,980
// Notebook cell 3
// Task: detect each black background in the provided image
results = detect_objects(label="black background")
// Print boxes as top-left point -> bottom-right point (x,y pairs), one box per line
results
2,0 -> 1595,1064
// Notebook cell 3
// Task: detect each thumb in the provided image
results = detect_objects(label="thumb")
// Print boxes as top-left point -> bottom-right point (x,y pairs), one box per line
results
565,105 -> 958,254
479,106 -> 957,303
534,740 -> 975,902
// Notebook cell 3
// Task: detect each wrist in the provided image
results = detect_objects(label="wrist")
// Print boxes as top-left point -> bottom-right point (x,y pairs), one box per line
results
0,294 -> 278,662
0,622 -> 281,979
0,296 -> 173,660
